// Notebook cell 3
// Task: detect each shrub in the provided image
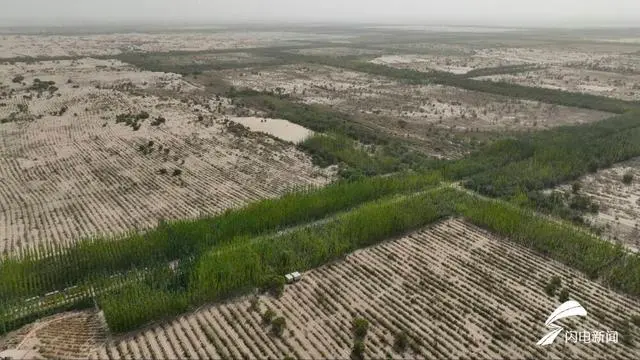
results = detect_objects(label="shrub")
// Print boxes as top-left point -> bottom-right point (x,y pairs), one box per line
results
12,75 -> 24,83
571,182 -> 581,194
631,315 -> 640,327
271,316 -> 286,337
623,172 -> 634,185
351,340 -> 365,360
262,309 -> 276,324
248,296 -> 260,312
353,318 -> 369,339
393,331 -> 409,353
151,116 -> 166,126
172,169 -> 182,177
544,276 -> 562,296
136,111 -> 150,120
558,288 -> 570,303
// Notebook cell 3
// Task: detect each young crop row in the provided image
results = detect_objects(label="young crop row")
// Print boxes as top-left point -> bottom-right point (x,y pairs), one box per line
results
0,172 -> 442,333
99,187 -> 454,332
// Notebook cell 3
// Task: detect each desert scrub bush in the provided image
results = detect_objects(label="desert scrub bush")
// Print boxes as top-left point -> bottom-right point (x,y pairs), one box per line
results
352,318 -> 369,339
558,288 -> 570,302
262,309 -> 276,325
351,340 -> 365,360
571,182 -> 582,194
11,75 -> 24,83
623,172 -> 634,185
271,316 -> 286,337
393,331 -> 409,353
631,315 -> 640,327
545,276 -> 562,296
248,296 -> 260,312
151,116 -> 166,126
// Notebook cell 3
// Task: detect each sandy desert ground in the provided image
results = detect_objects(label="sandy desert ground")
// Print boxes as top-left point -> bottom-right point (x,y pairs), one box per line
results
0,32 -> 352,59
2,219 -> 638,359
0,58 -> 332,254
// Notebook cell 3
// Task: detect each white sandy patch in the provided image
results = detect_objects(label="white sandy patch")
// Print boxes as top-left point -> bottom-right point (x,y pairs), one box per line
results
229,117 -> 313,143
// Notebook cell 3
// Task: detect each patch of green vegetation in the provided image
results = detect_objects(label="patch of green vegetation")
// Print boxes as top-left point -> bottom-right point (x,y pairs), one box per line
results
462,65 -> 542,78
352,318 -> 369,339
393,331 -> 409,353
623,172 -> 634,185
262,308 -> 276,325
115,111 -> 150,130
262,275 -> 285,298
452,111 -> 640,222
558,288 -> 570,303
271,316 -> 286,337
351,340 -> 365,360
150,116 -> 166,126
29,79 -> 57,93
545,276 -> 562,296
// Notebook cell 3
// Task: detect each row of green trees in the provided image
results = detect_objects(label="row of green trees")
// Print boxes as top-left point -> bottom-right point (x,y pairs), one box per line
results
448,191 -> 640,296
0,172 -> 442,333
457,111 -> 640,197
101,188 -> 453,332
101,186 -> 640,333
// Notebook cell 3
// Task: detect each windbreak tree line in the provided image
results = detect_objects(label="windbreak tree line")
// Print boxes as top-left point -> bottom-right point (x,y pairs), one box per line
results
0,173 -> 443,333
85,188 -> 640,333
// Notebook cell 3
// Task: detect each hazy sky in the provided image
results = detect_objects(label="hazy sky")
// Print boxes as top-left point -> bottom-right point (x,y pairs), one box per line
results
1,0 -> 639,27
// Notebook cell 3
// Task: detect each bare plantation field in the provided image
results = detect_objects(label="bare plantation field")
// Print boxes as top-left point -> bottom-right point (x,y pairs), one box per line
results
3,219 -> 638,359
556,157 -> 640,251
0,58 -> 332,254
0,32 -> 352,59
